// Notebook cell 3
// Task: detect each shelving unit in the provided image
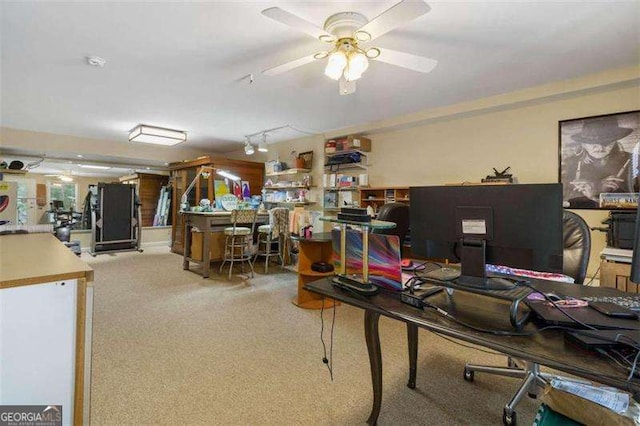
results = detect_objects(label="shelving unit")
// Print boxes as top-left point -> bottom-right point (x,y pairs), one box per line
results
359,187 -> 410,215
322,143 -> 370,211
291,232 -> 339,310
263,167 -> 313,207
265,168 -> 311,177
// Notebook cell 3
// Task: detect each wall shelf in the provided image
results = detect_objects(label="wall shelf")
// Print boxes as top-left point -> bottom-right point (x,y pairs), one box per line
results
262,185 -> 313,190
265,168 -> 311,177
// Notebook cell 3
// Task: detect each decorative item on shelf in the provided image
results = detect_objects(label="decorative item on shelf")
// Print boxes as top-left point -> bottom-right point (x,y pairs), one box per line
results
335,135 -> 371,152
303,175 -> 311,187
289,150 -> 305,169
298,151 -> 313,169
265,160 -> 277,175
274,158 -> 283,173
599,192 -> 639,209
325,139 -> 337,154
481,167 -> 514,184
264,178 -> 274,187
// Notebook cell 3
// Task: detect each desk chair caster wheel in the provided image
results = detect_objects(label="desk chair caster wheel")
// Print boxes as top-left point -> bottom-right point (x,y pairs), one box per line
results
502,408 -> 516,426
463,367 -> 474,382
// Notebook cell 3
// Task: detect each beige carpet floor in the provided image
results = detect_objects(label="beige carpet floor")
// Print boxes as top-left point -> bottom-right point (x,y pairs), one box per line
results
85,247 -> 538,425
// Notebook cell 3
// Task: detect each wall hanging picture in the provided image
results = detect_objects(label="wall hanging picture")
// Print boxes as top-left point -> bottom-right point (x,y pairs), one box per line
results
559,110 -> 640,209
297,151 -> 313,170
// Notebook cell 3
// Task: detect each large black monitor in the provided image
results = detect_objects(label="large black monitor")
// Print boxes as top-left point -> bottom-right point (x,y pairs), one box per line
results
410,183 -> 564,290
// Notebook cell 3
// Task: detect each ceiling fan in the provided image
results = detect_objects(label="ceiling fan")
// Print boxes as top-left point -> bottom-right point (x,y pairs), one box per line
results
261,0 -> 437,95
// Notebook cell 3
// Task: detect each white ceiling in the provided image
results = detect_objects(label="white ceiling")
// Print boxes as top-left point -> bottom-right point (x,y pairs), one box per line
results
2,1 -> 639,153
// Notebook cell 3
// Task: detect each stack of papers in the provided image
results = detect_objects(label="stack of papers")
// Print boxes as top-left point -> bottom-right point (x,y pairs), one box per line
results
551,379 -> 629,414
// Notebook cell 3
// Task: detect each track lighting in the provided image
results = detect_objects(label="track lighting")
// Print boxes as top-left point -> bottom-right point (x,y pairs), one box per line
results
244,137 -> 255,155
258,133 -> 268,153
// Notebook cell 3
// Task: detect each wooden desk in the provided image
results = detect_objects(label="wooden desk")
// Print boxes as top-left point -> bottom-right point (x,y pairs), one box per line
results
0,233 -> 94,425
182,211 -> 269,278
305,278 -> 640,425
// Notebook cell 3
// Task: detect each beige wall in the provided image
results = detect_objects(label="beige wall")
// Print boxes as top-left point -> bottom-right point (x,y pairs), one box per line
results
229,67 -> 640,277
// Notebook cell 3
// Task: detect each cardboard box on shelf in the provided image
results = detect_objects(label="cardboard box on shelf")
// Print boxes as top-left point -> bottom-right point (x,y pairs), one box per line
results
334,135 -> 371,152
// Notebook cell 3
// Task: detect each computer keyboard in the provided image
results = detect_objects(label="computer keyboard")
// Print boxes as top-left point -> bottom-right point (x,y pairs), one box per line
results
582,295 -> 640,312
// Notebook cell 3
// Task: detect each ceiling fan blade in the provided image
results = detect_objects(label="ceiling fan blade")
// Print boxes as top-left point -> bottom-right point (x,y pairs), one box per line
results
373,48 -> 438,73
356,0 -> 431,42
263,53 -> 320,76
262,7 -> 335,42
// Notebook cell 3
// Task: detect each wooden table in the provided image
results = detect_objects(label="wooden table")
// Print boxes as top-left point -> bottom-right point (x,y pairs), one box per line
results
305,278 -> 640,425
182,211 -> 269,278
0,233 -> 94,425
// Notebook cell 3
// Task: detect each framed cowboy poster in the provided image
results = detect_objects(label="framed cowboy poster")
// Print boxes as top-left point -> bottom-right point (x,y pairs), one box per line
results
559,110 -> 640,209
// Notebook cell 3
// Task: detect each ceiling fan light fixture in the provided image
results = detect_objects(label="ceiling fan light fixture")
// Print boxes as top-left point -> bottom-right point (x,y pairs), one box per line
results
354,30 -> 371,42
258,133 -> 269,152
344,51 -> 369,81
365,47 -> 381,59
339,76 -> 356,95
318,34 -> 336,43
324,50 -> 348,80
59,175 -> 74,182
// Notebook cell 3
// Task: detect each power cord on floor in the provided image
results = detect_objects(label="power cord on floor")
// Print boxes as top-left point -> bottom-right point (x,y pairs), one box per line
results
320,298 -> 336,381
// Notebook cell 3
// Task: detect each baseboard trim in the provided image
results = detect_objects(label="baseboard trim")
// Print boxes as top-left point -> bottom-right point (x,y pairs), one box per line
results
80,241 -> 170,253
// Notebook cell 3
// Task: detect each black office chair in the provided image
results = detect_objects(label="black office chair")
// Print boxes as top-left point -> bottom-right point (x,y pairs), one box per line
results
463,210 -> 591,426
373,202 -> 410,255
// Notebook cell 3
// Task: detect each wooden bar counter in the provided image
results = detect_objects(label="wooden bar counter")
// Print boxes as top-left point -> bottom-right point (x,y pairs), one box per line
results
0,233 -> 94,425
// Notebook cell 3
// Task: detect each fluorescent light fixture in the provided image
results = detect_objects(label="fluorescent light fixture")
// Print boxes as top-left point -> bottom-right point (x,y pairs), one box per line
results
59,175 -> 74,182
216,170 -> 241,181
80,164 -> 111,170
258,133 -> 268,152
129,124 -> 187,146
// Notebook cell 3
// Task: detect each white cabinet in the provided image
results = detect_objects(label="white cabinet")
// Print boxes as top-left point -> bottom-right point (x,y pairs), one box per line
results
0,279 -> 78,426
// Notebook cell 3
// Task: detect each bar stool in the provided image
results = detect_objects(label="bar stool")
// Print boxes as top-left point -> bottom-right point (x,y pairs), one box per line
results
219,209 -> 257,280
254,224 -> 284,273
253,208 -> 289,272
253,207 -> 289,273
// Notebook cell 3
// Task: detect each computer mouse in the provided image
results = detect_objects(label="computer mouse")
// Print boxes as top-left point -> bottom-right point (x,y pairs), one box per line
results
401,259 -> 413,268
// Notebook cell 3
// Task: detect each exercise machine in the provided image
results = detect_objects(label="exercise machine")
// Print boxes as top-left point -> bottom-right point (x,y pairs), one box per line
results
90,183 -> 143,256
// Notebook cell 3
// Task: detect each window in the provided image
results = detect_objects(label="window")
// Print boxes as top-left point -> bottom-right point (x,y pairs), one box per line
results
48,182 -> 78,210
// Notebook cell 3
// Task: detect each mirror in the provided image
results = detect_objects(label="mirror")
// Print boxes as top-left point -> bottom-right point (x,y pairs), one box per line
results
0,153 -> 169,230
